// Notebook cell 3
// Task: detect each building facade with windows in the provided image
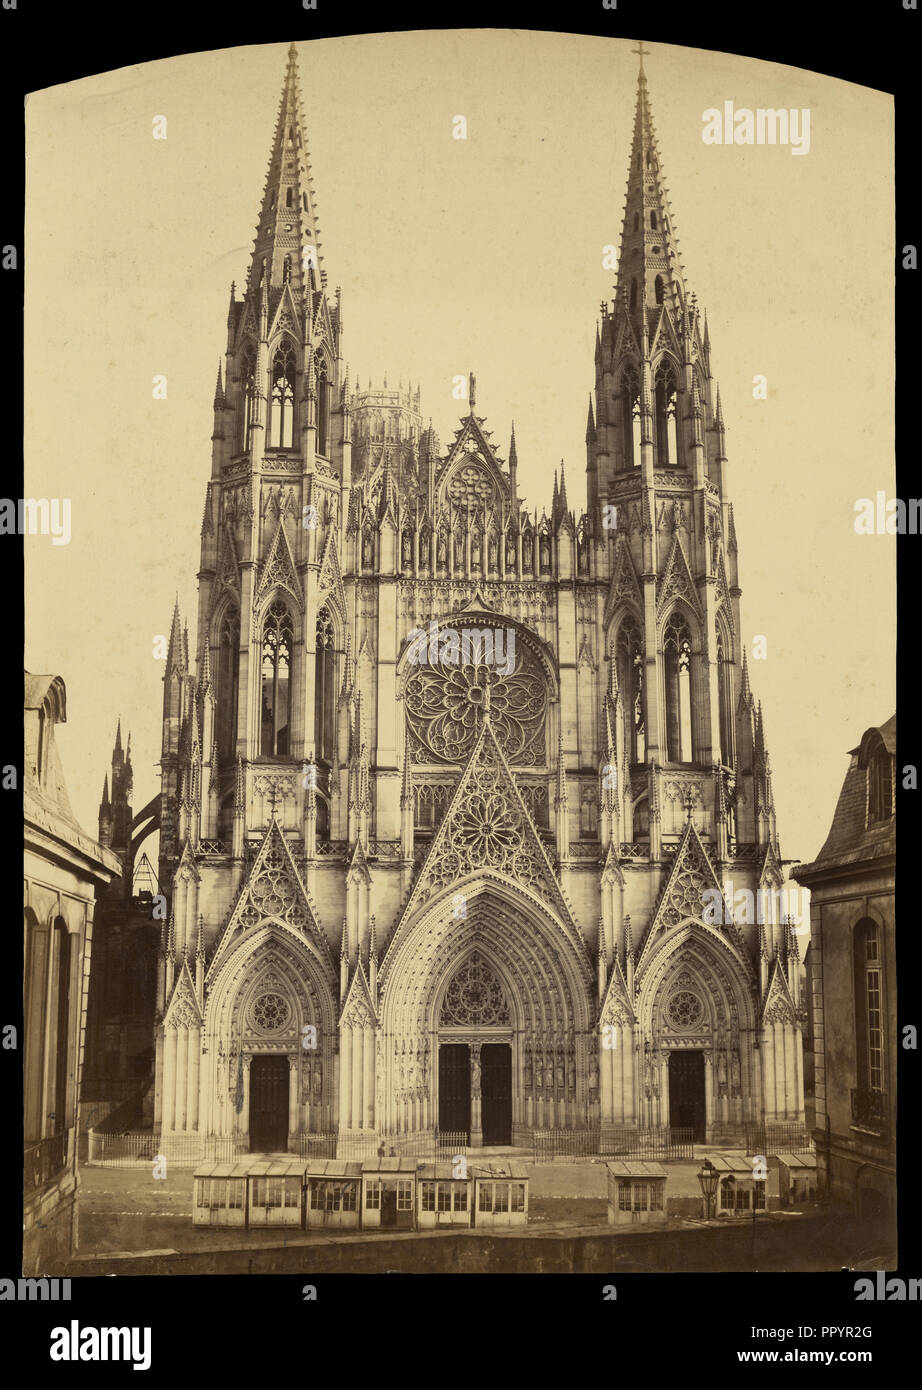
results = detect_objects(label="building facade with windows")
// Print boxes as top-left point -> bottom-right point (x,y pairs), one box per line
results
24,674 -> 121,1272
793,717 -> 896,1225
151,44 -> 805,1157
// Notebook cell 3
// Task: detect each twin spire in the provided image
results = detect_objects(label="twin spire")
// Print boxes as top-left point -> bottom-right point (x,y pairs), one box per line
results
614,43 -> 689,321
246,41 -> 325,303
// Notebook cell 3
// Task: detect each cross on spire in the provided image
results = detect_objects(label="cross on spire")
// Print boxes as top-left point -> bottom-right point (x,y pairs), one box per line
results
632,40 -> 648,72
266,781 -> 282,818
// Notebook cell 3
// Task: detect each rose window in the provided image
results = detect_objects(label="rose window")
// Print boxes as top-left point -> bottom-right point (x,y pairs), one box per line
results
405,631 -> 547,765
448,464 -> 493,508
667,990 -> 704,1029
456,790 -> 522,866
441,954 -> 509,1027
251,992 -> 291,1033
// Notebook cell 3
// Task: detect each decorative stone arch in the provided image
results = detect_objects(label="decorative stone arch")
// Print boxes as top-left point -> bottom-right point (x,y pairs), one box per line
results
378,879 -> 593,1139
204,923 -> 336,1141
636,928 -> 758,1136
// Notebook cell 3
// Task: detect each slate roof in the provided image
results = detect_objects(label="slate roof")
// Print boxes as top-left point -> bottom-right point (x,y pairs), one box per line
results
794,715 -> 895,881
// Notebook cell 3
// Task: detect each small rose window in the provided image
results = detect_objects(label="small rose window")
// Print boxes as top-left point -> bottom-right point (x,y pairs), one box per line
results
251,992 -> 291,1032
667,990 -> 703,1029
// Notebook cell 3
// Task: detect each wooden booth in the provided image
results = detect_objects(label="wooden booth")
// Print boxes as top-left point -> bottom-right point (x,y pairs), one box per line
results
416,1162 -> 472,1228
606,1160 -> 668,1225
471,1162 -> 529,1227
360,1156 -> 418,1230
304,1159 -> 363,1229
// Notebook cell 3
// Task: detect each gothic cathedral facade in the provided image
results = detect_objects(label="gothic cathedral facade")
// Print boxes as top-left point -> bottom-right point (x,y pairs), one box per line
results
152,44 -> 806,1154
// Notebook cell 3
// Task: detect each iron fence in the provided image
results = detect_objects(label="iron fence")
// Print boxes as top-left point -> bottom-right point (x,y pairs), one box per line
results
24,1132 -> 68,1190
533,1126 -> 695,1163
744,1123 -> 814,1155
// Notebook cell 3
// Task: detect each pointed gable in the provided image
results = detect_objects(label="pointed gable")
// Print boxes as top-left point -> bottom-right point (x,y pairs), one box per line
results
390,716 -> 588,951
599,953 -> 635,1027
340,957 -> 377,1028
762,958 -> 798,1024
635,821 -> 756,986
255,518 -> 303,612
656,533 -> 702,621
604,532 -> 644,627
206,819 -> 333,982
316,529 -> 347,621
163,959 -> 202,1029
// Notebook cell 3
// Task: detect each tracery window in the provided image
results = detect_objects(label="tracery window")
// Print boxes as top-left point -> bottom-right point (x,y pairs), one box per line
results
314,607 -> 335,764
716,620 -> 733,767
217,608 -> 240,759
240,343 -> 257,452
260,600 -> 293,755
440,954 -> 510,1027
663,612 -> 694,763
654,359 -> 679,466
269,340 -> 296,448
616,616 -> 646,762
621,367 -> 641,469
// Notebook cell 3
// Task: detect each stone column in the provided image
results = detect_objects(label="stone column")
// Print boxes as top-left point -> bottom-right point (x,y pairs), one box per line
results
241,1054 -> 252,1144
703,1050 -> 713,1141
470,1042 -> 483,1148
339,1026 -> 353,1131
288,1055 -> 299,1148
189,1030 -> 201,1132
163,1027 -> 177,1133
363,1027 -> 375,1130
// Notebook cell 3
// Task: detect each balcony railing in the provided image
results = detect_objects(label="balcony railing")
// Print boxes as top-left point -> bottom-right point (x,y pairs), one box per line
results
23,1132 -> 68,1193
851,1087 -> 889,1135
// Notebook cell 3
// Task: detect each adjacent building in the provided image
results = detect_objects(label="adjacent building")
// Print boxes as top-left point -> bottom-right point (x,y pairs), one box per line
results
793,716 -> 896,1224
24,674 -> 120,1272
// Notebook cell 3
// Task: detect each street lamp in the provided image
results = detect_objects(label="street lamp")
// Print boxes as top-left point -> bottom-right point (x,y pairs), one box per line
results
697,1157 -> 719,1220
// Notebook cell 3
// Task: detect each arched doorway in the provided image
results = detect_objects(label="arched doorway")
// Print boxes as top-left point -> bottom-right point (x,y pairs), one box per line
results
438,954 -> 513,1145
668,1050 -> 706,1141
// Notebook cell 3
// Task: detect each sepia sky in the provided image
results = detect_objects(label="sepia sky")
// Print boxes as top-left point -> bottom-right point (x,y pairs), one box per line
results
24,32 -> 894,875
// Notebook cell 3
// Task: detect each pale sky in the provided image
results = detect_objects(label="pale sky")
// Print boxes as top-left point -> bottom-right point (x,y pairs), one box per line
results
24,33 -> 894,873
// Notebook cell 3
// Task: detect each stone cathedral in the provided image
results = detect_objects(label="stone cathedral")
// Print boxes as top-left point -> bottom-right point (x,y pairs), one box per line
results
149,43 -> 805,1155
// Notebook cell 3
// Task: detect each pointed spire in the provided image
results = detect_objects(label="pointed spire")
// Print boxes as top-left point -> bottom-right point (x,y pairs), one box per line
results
196,914 -> 205,959
245,41 -> 325,303
615,43 -> 689,320
114,718 -> 123,758
558,460 -> 569,515
340,918 -> 349,960
213,361 -> 224,406
740,645 -> 752,701
585,394 -> 596,442
100,773 -> 110,809
468,371 -> 476,411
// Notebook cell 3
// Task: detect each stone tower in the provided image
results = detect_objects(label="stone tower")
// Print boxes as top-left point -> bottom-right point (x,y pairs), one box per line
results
152,43 -> 805,1156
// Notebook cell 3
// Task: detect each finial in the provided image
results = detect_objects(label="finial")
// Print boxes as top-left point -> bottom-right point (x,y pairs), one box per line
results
469,371 -> 476,411
632,40 -> 648,75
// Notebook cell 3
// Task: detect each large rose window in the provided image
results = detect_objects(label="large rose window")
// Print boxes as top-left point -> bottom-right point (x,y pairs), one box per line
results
405,628 -> 547,765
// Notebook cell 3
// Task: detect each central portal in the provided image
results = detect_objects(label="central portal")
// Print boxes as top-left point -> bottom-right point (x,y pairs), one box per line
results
481,1044 -> 512,1145
438,1043 -> 471,1139
249,1054 -> 289,1152
668,1050 -> 706,1142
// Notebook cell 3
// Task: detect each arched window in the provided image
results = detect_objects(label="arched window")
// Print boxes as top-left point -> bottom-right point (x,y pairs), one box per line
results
853,919 -> 884,1102
616,617 -> 646,763
621,367 -> 641,470
285,186 -> 293,208
315,608 -> 336,764
316,364 -> 329,457
303,192 -> 309,212
217,609 -> 240,759
716,621 -> 733,766
240,343 -> 257,452
260,600 -> 293,755
868,745 -> 893,825
269,340 -> 296,448
650,210 -> 658,229
664,612 -> 694,763
654,274 -> 666,306
53,920 -> 71,1136
629,278 -> 638,311
654,359 -> 679,466
632,212 -> 639,233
